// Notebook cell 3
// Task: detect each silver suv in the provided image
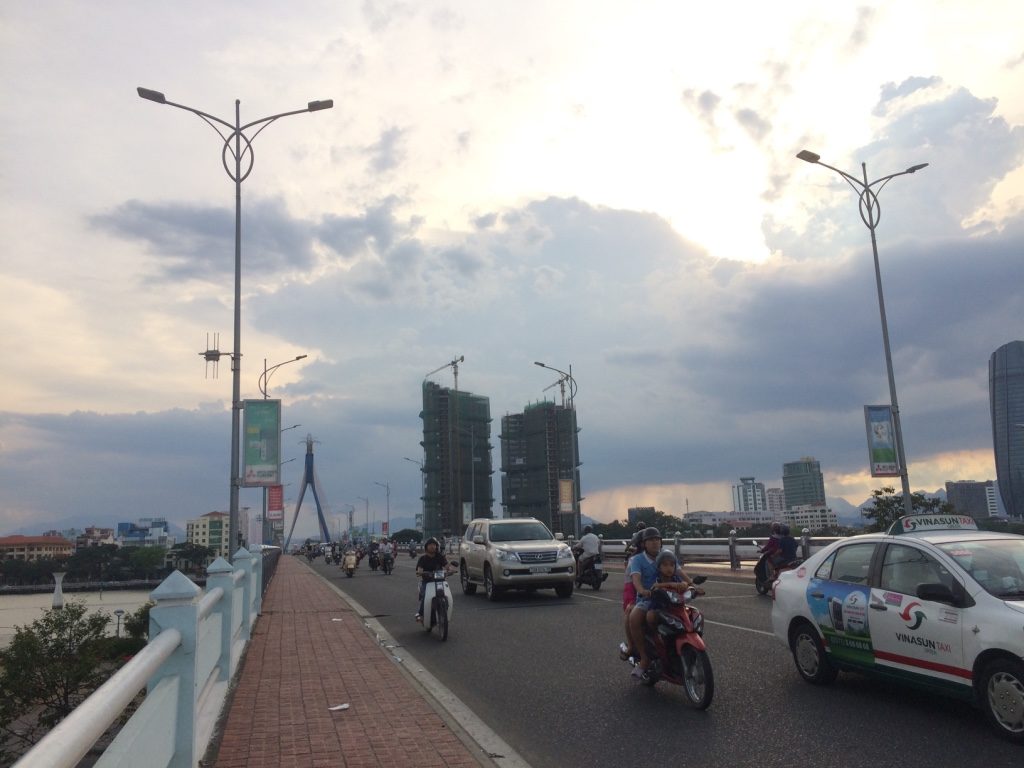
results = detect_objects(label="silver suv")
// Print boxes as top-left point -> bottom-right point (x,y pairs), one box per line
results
459,517 -> 576,600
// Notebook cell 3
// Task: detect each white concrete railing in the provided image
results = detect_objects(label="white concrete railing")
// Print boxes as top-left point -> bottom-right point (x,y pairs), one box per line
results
16,546 -> 266,768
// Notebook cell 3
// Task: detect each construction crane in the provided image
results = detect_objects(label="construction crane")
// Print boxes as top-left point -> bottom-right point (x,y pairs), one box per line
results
424,355 -> 465,390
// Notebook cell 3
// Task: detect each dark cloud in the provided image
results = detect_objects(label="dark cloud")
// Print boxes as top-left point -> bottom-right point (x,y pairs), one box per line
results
847,6 -> 876,51
366,126 -> 408,173
734,108 -> 772,142
874,76 -> 943,115
91,198 -> 316,282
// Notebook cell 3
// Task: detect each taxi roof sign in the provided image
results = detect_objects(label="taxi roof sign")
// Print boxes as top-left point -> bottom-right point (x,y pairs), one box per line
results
887,514 -> 978,535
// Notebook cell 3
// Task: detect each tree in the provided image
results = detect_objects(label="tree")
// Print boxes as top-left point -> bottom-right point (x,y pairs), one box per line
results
123,601 -> 155,640
127,546 -> 167,579
863,486 -> 953,532
0,602 -> 111,762
390,528 -> 422,543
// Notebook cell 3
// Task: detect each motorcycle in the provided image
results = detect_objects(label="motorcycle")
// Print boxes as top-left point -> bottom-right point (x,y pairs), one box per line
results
574,551 -> 609,590
380,550 -> 394,575
753,548 -> 802,595
368,551 -> 380,571
342,550 -> 357,578
622,575 -> 713,709
420,569 -> 454,641
408,545 -> 417,559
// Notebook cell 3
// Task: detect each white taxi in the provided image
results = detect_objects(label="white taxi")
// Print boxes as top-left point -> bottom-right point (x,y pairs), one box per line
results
771,514 -> 1024,742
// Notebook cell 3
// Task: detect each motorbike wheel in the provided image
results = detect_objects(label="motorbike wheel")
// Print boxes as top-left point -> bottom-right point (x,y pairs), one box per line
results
425,599 -> 435,633
755,576 -> 770,595
681,647 -> 714,709
436,596 -> 449,641
346,570 -> 353,578
591,574 -> 602,591
790,621 -> 838,684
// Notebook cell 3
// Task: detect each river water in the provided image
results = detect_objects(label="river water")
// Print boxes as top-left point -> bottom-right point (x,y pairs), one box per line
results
0,590 -> 153,648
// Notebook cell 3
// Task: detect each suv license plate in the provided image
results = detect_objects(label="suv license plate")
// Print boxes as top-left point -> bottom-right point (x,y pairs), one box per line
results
530,566 -> 551,573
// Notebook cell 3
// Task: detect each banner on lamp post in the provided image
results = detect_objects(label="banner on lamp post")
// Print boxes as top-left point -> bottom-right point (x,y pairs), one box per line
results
865,405 -> 900,477
242,400 -> 281,487
267,485 -> 284,520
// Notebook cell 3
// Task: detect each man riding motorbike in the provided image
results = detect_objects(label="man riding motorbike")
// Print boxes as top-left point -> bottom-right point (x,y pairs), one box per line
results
573,525 -> 601,575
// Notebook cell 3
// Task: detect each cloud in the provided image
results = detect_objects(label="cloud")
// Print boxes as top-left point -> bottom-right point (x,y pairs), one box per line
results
734,108 -> 772,142
366,126 -> 408,173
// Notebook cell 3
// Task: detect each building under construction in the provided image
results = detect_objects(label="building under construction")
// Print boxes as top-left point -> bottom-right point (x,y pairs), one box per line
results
499,400 -> 582,536
420,380 -> 494,539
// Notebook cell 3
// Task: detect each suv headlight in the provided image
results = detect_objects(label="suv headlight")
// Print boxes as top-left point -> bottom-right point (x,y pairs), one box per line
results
494,548 -> 520,562
557,545 -> 574,559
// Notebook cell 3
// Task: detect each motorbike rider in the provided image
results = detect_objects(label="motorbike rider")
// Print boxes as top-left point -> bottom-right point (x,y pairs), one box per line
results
778,524 -> 798,567
573,525 -> 601,575
625,527 -> 668,680
414,537 -> 456,622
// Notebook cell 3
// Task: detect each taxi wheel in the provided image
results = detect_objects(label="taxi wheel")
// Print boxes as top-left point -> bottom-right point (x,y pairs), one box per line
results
980,658 -> 1024,742
790,621 -> 837,685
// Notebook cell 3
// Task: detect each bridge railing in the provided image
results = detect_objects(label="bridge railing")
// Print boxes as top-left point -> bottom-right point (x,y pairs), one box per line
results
16,545 -> 280,768
598,533 -> 845,568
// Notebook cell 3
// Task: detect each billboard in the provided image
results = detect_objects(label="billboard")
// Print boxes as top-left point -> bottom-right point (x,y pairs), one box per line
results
559,479 -> 574,513
242,399 -> 282,487
864,405 -> 900,477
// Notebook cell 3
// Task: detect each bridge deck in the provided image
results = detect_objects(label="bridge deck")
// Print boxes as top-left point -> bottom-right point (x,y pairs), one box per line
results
211,554 -> 485,768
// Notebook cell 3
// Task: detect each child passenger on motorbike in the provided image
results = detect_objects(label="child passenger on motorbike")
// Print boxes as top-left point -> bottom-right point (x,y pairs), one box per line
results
414,537 -> 456,623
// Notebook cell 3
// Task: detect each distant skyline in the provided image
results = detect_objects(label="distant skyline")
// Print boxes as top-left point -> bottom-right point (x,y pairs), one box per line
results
3,2 -> 1024,542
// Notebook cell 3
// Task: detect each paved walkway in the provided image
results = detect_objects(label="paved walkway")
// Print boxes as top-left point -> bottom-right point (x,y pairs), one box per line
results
210,555 -> 489,768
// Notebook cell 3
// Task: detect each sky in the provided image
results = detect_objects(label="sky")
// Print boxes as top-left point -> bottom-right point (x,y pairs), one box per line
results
2,1 -> 1024,542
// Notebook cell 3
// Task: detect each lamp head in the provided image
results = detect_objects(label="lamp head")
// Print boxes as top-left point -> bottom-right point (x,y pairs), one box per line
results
307,99 -> 334,112
137,87 -> 166,104
796,149 -> 820,164
906,163 -> 929,173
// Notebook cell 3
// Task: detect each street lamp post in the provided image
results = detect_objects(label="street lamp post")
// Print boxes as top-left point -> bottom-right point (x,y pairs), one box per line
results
356,496 -> 369,544
796,149 -> 927,518
404,456 -> 425,531
374,481 -> 391,537
138,87 -> 332,561
534,361 -> 580,536
257,353 -> 307,545
113,608 -> 125,638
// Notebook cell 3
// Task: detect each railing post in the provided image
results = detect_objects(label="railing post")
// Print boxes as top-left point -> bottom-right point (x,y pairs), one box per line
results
147,571 -> 202,768
801,529 -> 811,559
206,557 -> 235,683
729,530 -> 740,570
673,536 -> 684,566
234,547 -> 254,641
248,544 -> 263,616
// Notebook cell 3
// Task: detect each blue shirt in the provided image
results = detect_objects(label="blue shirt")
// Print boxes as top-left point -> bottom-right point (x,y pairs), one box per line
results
627,552 -> 659,590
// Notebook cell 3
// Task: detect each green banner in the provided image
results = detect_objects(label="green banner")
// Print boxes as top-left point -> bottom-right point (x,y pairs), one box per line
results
242,399 -> 282,487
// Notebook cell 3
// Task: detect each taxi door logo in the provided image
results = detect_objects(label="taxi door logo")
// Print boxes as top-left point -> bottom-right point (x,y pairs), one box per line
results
899,601 -> 926,630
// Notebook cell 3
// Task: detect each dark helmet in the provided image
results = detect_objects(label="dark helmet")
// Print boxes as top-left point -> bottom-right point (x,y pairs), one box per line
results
635,520 -> 648,531
780,524 -> 791,536
770,521 -> 783,535
641,526 -> 662,543
582,525 -> 593,535
655,550 -> 677,569
424,537 -> 440,550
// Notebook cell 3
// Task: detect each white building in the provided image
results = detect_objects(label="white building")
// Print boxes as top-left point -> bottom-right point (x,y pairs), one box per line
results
785,504 -> 838,532
732,477 -> 766,513
766,487 -> 786,514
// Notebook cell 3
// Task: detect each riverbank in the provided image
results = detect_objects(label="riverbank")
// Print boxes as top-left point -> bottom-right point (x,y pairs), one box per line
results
0,590 -> 154,648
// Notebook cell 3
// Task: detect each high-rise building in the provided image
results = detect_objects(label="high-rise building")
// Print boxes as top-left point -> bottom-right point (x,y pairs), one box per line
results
783,457 -> 826,509
990,341 -> 1024,520
186,510 -> 247,559
732,477 -> 767,513
766,487 -> 786,514
500,400 -> 582,535
117,518 -> 175,548
945,480 -> 998,519
420,381 -> 494,539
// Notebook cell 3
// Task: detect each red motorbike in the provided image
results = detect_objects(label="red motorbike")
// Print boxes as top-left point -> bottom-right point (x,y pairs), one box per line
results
622,575 -> 713,709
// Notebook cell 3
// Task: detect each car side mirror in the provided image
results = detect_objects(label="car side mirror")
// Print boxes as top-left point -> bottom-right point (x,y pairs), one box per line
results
473,535 -> 484,545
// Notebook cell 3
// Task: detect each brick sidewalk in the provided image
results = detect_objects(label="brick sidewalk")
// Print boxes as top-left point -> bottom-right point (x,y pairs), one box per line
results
210,555 -> 488,768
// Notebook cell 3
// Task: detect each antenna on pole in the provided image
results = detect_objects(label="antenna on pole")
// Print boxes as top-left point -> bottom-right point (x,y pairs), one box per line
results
199,332 -> 223,379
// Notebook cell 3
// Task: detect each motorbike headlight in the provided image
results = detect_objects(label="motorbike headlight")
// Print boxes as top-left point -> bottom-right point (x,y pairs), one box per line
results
495,548 -> 520,562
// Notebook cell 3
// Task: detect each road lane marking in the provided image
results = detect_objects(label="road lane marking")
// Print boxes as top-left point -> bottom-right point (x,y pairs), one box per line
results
704,619 -> 775,637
